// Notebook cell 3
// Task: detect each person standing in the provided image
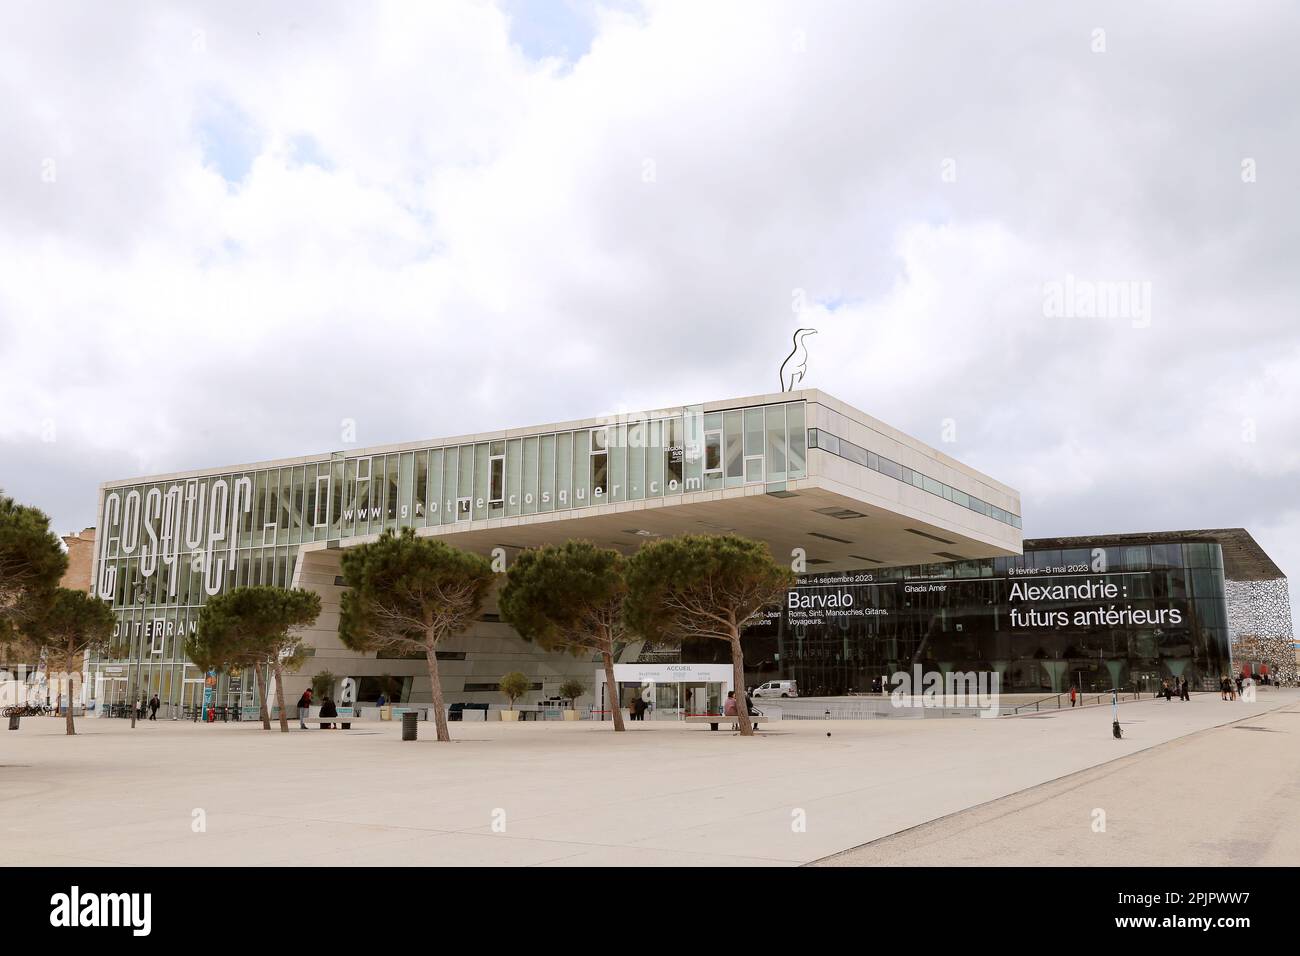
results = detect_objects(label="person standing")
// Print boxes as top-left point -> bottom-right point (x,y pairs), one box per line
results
148,694 -> 160,720
1180,677 -> 1189,701
297,688 -> 313,729
1069,685 -> 1078,708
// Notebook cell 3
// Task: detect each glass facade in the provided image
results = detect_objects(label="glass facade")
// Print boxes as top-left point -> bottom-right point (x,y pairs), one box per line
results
808,427 -> 1021,529
685,539 -> 1230,695
89,399 -> 811,713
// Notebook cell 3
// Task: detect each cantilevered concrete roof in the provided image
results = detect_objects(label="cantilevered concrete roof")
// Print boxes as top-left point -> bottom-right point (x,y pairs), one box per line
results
305,479 -> 1022,573
1025,529 -> 1285,582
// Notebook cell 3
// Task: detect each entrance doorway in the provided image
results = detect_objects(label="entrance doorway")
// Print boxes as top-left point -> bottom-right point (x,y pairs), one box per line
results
595,664 -> 734,721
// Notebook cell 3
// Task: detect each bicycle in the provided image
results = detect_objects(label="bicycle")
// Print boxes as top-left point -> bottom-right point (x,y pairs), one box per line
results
3,704 -> 52,717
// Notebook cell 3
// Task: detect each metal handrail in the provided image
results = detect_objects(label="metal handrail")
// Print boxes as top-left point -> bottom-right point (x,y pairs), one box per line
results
1008,689 -> 1141,715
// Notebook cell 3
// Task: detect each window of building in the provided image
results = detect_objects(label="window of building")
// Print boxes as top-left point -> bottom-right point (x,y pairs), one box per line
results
463,682 -> 543,693
540,432 -> 559,509
704,428 -> 723,475
590,428 -> 608,499
522,436 -> 540,514
489,450 -> 505,506
473,443 -> 489,520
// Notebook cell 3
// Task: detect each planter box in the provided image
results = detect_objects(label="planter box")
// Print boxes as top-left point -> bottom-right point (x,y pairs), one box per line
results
499,709 -> 519,722
563,710 -> 580,721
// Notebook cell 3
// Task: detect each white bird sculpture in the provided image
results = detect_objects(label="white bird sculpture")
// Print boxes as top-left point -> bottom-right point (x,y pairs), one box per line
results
779,328 -> 818,392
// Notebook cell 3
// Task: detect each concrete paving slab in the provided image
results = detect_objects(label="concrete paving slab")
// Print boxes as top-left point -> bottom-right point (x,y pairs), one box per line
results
815,699 -> 1300,866
3,689 -> 1294,866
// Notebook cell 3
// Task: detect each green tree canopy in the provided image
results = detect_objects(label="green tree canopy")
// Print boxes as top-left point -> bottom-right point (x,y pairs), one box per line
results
190,586 -> 321,732
311,671 -> 336,700
339,529 -> 494,742
498,671 -> 530,708
24,588 -> 114,735
625,534 -> 793,736
499,540 -> 628,730
0,492 -> 68,648
559,678 -> 585,703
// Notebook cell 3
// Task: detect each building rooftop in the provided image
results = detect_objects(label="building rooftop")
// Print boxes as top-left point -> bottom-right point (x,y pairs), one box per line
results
1025,529 -> 1284,582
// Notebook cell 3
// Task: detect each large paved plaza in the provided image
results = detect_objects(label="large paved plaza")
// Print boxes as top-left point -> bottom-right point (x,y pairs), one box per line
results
4,689 -> 1297,867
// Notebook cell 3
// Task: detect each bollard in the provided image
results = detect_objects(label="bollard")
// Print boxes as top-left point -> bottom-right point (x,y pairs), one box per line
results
8,714 -> 19,731
401,710 -> 418,741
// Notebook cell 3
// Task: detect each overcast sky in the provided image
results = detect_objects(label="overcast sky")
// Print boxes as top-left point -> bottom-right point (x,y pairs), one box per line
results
2,1 -> 1298,619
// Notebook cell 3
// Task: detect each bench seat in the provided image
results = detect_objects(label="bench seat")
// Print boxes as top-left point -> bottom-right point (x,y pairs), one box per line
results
312,717 -> 354,728
684,714 -> 770,730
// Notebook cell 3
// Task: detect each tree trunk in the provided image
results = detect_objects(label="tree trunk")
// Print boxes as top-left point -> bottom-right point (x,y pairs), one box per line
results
64,640 -> 76,736
601,650 -> 625,732
259,664 -> 271,730
425,643 -> 451,742
273,660 -> 289,733
729,634 -> 754,736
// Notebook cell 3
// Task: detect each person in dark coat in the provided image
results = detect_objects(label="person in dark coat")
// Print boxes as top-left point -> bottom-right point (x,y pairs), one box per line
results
297,688 -> 313,729
149,694 -> 160,720
319,695 -> 338,729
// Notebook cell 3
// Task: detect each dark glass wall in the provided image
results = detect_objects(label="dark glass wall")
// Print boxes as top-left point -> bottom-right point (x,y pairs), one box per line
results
683,540 -> 1231,695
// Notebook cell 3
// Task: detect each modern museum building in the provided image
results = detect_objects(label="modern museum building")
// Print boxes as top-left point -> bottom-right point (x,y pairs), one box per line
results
82,389 -> 1294,716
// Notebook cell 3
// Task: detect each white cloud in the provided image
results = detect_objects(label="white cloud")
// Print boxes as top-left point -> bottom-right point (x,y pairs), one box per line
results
1,0 -> 1298,621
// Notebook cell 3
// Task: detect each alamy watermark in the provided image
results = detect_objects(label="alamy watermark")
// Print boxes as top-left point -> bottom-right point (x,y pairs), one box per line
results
1043,274 -> 1151,328
889,665 -> 1001,717
49,886 -> 151,936
1,667 -> 82,708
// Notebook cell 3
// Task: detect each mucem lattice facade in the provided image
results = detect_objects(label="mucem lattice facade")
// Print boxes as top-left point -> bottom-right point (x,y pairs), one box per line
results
1225,578 -> 1297,685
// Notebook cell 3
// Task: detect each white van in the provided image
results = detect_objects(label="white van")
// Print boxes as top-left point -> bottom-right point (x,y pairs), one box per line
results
752,680 -> 798,699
